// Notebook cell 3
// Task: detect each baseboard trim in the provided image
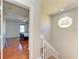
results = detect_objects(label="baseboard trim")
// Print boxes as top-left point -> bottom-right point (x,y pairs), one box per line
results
6,37 -> 20,39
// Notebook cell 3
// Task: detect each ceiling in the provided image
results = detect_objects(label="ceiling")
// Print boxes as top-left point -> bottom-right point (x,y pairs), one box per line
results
3,0 -> 78,22
4,2 -> 29,22
41,0 -> 78,15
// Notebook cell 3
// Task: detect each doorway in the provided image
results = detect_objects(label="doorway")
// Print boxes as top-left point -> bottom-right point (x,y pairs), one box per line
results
3,1 -> 30,59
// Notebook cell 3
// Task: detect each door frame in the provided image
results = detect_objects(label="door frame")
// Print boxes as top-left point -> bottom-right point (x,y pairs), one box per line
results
3,0 -> 34,59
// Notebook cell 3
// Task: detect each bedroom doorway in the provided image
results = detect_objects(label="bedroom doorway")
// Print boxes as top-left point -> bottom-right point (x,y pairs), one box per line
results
3,1 -> 30,59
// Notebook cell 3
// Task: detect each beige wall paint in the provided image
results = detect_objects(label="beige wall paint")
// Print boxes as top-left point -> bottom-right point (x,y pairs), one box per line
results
40,0 -> 77,40
50,8 -> 78,59
40,1 -> 78,59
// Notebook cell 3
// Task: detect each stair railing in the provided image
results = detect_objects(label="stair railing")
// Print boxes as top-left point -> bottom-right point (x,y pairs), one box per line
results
40,34 -> 59,59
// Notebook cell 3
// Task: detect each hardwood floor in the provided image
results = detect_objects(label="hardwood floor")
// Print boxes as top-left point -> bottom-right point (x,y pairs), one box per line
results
3,37 -> 29,59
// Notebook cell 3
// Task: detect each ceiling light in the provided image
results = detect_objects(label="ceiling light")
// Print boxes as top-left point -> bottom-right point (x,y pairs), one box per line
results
23,20 -> 26,22
61,9 -> 64,12
58,16 -> 72,28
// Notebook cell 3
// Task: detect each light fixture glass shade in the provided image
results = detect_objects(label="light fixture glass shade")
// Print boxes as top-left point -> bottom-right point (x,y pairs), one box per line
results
58,16 -> 72,28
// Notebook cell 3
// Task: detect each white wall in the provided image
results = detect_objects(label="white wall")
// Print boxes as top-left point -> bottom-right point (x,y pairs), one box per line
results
6,20 -> 20,38
50,8 -> 78,59
6,19 -> 29,38
0,15 -> 1,35
3,18 -> 7,47
25,23 -> 29,33
0,16 -> 1,51
3,0 -> 41,59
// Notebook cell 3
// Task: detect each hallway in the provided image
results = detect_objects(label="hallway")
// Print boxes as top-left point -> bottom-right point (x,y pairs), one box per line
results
3,38 -> 29,59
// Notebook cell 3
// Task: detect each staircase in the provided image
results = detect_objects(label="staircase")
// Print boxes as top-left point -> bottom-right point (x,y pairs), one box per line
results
40,34 -> 59,59
48,56 -> 57,59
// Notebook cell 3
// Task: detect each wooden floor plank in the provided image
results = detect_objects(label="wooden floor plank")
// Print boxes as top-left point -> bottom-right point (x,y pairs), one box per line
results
3,38 -> 29,59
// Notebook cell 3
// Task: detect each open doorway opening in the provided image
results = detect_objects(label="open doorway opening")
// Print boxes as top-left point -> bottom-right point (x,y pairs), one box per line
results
3,1 -> 29,59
